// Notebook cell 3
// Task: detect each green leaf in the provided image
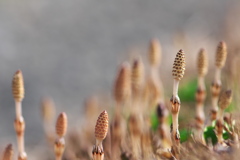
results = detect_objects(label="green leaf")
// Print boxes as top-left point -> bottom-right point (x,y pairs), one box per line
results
225,103 -> 235,112
150,112 -> 159,131
204,126 -> 217,145
179,129 -> 191,143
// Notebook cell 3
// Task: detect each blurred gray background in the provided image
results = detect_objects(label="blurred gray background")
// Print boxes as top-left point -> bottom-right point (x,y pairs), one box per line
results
0,0 -> 239,158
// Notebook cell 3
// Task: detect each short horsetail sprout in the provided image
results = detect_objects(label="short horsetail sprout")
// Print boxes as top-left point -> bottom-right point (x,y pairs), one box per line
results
149,38 -> 162,67
92,110 -> 109,160
2,144 -> 13,160
211,41 -> 227,121
12,70 -> 27,160
114,62 -> 131,105
55,112 -> 68,160
170,49 -> 185,159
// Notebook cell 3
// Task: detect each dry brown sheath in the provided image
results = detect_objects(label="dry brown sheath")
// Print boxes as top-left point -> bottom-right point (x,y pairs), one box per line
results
12,70 -> 25,102
14,116 -> 25,136
56,112 -> 68,137
18,152 -> 27,160
54,138 -> 65,158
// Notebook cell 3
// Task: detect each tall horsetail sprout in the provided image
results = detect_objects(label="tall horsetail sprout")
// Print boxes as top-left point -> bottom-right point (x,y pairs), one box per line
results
211,41 -> 227,121
55,112 -> 68,160
195,48 -> 208,143
112,62 -> 131,159
171,49 -> 186,159
92,110 -> 109,160
12,70 -> 27,160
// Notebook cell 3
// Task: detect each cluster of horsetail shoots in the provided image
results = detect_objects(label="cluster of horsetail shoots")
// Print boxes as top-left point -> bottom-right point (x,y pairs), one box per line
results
2,38 -> 240,160
170,49 -> 186,159
92,110 -> 109,160
54,112 -> 68,160
12,70 -> 27,160
211,41 -> 227,121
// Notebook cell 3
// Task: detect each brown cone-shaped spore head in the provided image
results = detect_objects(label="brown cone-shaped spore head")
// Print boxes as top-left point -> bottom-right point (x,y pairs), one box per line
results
197,48 -> 208,77
95,110 -> 109,141
12,70 -> 25,102
56,112 -> 68,137
149,38 -> 162,67
114,62 -> 131,103
215,41 -> 227,69
219,90 -> 232,110
172,49 -> 186,81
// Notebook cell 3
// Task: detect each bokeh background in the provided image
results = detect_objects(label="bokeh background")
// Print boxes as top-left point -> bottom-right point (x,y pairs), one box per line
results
0,0 -> 240,159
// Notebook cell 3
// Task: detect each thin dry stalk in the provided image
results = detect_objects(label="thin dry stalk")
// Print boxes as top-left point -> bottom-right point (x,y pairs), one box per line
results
12,70 -> 27,160
170,49 -> 186,159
